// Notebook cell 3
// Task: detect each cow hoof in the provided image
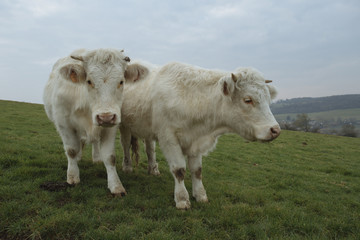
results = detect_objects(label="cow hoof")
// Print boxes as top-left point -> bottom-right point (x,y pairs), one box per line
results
111,186 -> 127,197
176,200 -> 191,210
112,191 -> 127,197
122,166 -> 133,173
148,165 -> 160,176
195,195 -> 209,203
67,176 -> 80,185
150,169 -> 161,176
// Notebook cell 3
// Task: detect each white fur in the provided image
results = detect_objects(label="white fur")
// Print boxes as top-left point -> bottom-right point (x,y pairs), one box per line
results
43,48 -> 147,196
120,62 -> 280,208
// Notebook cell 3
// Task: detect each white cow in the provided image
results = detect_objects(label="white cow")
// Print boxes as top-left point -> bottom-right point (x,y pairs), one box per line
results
43,49 -> 149,196
120,62 -> 280,209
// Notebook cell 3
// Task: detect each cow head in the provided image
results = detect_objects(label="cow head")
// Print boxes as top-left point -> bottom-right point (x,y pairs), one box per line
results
59,48 -> 149,127
220,67 -> 280,142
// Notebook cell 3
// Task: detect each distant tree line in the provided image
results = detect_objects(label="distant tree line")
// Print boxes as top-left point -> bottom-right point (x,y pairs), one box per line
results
271,94 -> 360,114
279,113 -> 358,137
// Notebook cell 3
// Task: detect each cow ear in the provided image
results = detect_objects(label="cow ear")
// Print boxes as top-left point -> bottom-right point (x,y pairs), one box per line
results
267,84 -> 278,100
71,55 -> 84,62
59,64 -> 86,83
220,73 -> 237,96
70,49 -> 87,62
124,63 -> 149,83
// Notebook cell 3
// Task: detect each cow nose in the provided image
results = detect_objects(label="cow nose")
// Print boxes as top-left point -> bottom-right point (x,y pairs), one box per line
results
270,125 -> 281,139
96,113 -> 116,126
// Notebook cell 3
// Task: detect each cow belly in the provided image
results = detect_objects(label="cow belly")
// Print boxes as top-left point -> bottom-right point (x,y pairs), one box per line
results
178,134 -> 217,157
177,126 -> 231,157
129,126 -> 154,140
121,115 -> 154,140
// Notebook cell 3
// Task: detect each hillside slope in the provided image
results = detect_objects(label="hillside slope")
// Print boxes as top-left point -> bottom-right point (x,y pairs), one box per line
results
271,94 -> 360,114
1,100 -> 360,239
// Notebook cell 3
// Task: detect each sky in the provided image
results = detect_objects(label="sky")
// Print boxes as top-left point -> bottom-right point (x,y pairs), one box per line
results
0,0 -> 359,104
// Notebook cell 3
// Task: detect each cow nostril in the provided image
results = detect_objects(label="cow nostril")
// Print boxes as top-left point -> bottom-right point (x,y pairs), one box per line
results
110,114 -> 116,123
270,126 -> 281,138
96,115 -> 103,124
271,127 -> 277,134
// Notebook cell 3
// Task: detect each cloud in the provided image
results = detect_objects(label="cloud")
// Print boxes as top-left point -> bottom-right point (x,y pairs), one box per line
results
10,0 -> 70,18
0,0 -> 359,103
32,57 -> 61,67
208,4 -> 242,18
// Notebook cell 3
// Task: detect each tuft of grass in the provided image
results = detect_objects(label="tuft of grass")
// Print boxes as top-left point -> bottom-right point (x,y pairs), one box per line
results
1,100 -> 360,239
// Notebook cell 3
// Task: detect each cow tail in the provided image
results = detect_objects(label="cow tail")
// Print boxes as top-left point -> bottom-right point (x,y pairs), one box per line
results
130,136 -> 140,166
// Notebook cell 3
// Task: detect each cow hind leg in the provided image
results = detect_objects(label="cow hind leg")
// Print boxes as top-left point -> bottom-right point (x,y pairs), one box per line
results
188,155 -> 208,203
145,138 -> 160,175
120,126 -> 133,173
92,139 -> 101,163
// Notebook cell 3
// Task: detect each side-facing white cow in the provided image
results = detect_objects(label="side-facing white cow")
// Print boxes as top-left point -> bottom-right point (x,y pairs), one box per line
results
43,48 -> 148,196
120,62 -> 280,209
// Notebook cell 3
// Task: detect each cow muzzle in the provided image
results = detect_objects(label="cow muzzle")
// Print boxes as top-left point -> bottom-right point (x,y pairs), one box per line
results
254,124 -> 281,142
96,113 -> 118,127
270,125 -> 281,140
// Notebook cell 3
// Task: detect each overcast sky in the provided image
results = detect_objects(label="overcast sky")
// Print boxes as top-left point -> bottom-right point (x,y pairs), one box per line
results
0,0 -> 359,104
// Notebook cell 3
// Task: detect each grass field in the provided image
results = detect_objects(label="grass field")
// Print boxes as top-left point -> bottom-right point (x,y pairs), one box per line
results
1,100 -> 360,239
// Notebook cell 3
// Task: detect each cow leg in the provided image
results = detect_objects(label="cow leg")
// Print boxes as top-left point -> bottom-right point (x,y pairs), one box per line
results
188,155 -> 208,203
92,139 -> 101,163
120,125 -> 133,173
158,129 -> 190,210
145,138 -> 160,175
57,125 -> 82,185
100,127 -> 126,196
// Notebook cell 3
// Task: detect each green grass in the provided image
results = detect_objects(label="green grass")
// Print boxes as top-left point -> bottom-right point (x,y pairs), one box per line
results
1,100 -> 360,239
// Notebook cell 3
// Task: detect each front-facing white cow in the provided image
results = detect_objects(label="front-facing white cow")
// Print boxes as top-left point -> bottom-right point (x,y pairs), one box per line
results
43,48 -> 148,196
120,62 -> 280,209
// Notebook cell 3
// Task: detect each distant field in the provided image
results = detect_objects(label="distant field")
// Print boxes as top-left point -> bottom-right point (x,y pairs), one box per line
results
270,94 -> 360,115
275,108 -> 360,123
1,100 -> 360,239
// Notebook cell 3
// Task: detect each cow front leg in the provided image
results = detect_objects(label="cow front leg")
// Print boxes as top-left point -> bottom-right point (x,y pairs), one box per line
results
120,125 -> 133,173
145,138 -> 160,175
188,155 -> 208,203
101,127 -> 126,196
57,125 -> 82,185
158,129 -> 190,209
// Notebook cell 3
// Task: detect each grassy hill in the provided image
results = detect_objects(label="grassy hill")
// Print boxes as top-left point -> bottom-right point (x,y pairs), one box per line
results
275,108 -> 360,132
275,108 -> 360,122
271,95 -> 360,135
1,100 -> 360,239
271,94 -> 360,114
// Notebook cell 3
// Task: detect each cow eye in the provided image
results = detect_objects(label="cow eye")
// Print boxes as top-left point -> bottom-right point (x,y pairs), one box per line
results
244,98 -> 253,104
87,80 -> 94,88
117,81 -> 124,89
